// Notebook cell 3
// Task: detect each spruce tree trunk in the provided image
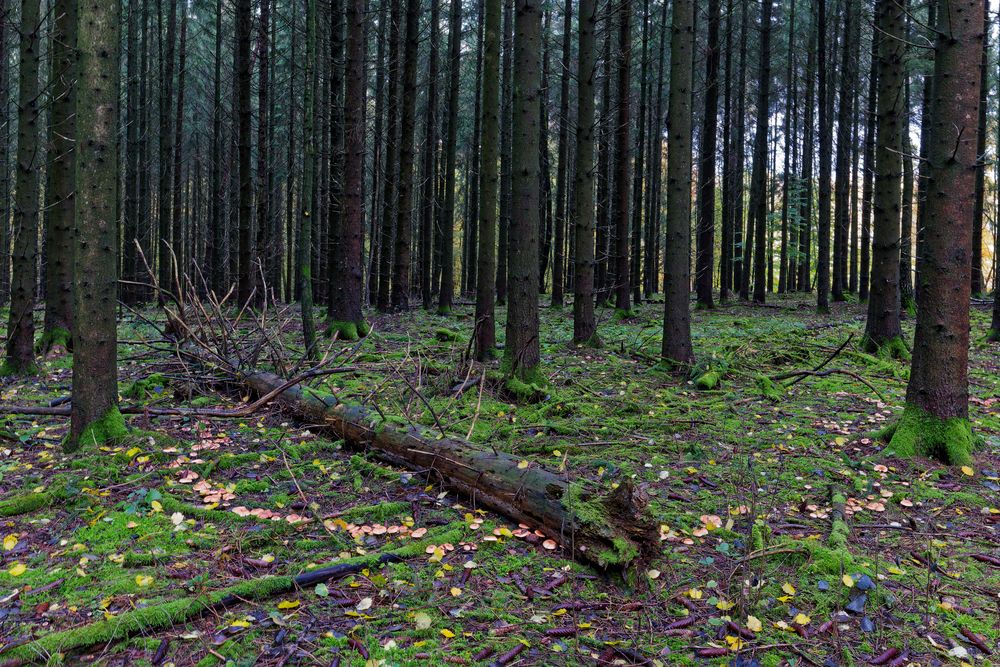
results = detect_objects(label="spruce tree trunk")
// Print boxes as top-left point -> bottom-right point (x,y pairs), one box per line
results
832,0 -> 855,302
377,0 -> 401,311
816,0 -> 832,310
734,1 -> 748,298
571,0 -> 597,345
899,80 -> 914,313
863,0 -> 905,355
474,0 -> 498,360
504,0 -> 542,386
970,0 -> 988,295
628,0 -> 648,306
551,0 -> 572,308
438,0 -> 461,315
391,0 -> 420,311
123,0 -> 142,305
889,0 -> 982,466
171,9 -> 189,286
719,0 -> 734,301
67,0 -> 122,451
299,0 -> 318,356
0,0 -> 8,307
914,0 -> 936,303
797,4 -> 816,294
749,0 -> 772,305
255,0 -> 271,302
235,0 -> 253,304
420,0 -> 440,309
42,0 -> 77,347
3,0 -> 43,376
157,0 -> 177,303
328,0 -> 368,339
696,0 -> 720,309
860,19 -> 877,302
496,0 -> 513,305
660,0 -> 694,366
462,0 -> 484,297
594,24 -> 612,305
778,0 -> 795,294
611,0 -> 631,313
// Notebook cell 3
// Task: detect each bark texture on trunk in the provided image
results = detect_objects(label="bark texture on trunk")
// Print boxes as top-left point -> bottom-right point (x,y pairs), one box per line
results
889,0 -> 982,466
475,0 -> 498,360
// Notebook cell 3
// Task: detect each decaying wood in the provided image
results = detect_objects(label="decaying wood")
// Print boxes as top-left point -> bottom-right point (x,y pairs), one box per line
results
238,366 -> 657,568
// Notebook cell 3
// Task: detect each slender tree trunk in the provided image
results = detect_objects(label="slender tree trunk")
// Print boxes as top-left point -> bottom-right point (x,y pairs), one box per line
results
695,0 -> 720,308
860,12 -> 877,302
156,0 -> 177,302
628,0 -> 648,306
504,0 -> 542,386
367,0 -> 386,305
890,0 -> 982,465
551,0 -> 572,307
208,0 -> 224,296
496,0 -> 512,305
797,4 -> 816,293
863,0 -> 905,354
611,0 -> 631,313
42,0 -> 77,347
734,1 -> 748,298
645,0 -> 668,297
439,0 -> 462,314
235,0 -> 253,304
572,0 -> 597,344
970,0 -> 988,295
328,0 -> 368,339
299,0 -> 318,356
391,0 -> 420,310
171,8 -> 189,286
123,0 -> 142,305
254,0 -> 271,301
661,0 -> 694,366
778,0 -> 795,294
3,0 -> 43,375
0,0 -> 8,307
463,0 -> 485,297
816,0 -> 832,310
377,0 -> 402,310
67,0 -> 122,450
475,0 -> 499,359
832,0 -> 854,302
900,81 -> 914,314
749,0 -> 773,304
594,21 -> 612,304
719,0 -> 734,301
420,0 -> 440,309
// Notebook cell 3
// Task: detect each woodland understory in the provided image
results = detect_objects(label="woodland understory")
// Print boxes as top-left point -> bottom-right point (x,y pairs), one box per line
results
0,296 -> 997,667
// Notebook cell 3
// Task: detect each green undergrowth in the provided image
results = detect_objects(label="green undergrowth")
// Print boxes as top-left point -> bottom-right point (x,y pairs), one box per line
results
884,403 -> 976,466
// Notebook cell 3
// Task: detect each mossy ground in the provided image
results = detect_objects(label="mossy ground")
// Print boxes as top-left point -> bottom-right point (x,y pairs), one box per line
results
0,295 -> 997,665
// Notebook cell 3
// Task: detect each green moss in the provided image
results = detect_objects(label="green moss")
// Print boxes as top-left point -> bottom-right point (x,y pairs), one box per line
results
828,519 -> 849,550
0,487 -> 64,517
862,334 -> 910,361
501,359 -> 547,403
694,369 -> 723,390
755,375 -> 784,401
37,327 -> 72,354
564,481 -> 643,567
63,407 -> 129,453
885,403 -> 975,466
0,357 -> 38,377
436,305 -> 453,316
613,308 -> 636,320
751,521 -> 770,552
122,373 -> 170,401
350,454 -> 398,480
327,319 -> 369,341
434,327 -> 460,342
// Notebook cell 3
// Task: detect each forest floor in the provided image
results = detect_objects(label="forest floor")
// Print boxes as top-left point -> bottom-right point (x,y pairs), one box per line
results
0,295 -> 998,667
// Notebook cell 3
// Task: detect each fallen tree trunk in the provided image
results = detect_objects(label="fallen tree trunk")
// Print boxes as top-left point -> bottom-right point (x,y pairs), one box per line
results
241,368 -> 656,568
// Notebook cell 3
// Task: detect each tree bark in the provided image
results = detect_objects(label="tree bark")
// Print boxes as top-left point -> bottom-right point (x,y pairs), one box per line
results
816,0 -> 832,310
551,0 -> 572,308
863,0 -> 905,354
832,0 -> 855,302
694,0 -> 720,309
660,0 -> 694,366
438,0 -> 462,315
68,0 -> 122,451
970,0 -> 988,295
156,0 -> 177,303
611,0 -> 631,313
3,0 -> 43,376
890,0 -> 982,466
860,16 -> 877,302
571,0 -> 598,345
299,0 -> 318,357
504,0 -> 543,385
42,0 -> 78,346
420,0 -> 440,309
475,0 -> 498,360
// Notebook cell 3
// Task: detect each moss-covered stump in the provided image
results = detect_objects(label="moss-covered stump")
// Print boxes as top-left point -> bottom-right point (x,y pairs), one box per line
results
239,369 -> 656,568
122,373 -> 170,401
862,334 -> 910,361
327,319 -> 369,341
37,326 -> 72,355
63,406 -> 129,453
884,404 -> 975,466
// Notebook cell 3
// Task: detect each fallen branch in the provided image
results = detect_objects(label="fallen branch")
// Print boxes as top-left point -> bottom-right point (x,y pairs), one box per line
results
0,529 -> 461,665
235,366 -> 656,568
770,368 -> 886,402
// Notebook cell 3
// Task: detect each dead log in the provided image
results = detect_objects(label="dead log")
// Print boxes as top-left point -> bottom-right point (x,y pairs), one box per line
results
240,368 -> 656,568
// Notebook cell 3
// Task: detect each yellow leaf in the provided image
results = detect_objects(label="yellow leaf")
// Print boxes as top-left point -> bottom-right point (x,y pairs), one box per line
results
793,613 -> 811,625
7,562 -> 26,577
842,574 -> 854,587
278,600 -> 301,610
440,629 -> 456,639
746,615 -> 762,633
230,619 -> 251,628
961,466 -> 974,477
2,534 -> 17,551
687,588 -> 703,600
125,446 -> 141,459
781,582 -> 796,596
517,460 -> 529,469
716,600 -> 735,611
355,597 -> 372,611
135,575 -> 154,587
725,635 -> 744,651
150,500 -> 163,513
450,587 -> 462,597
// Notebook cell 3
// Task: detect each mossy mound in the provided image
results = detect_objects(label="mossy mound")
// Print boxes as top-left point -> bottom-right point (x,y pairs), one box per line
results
862,334 -> 910,361
434,327 -> 460,342
122,373 -> 170,401
37,326 -> 72,355
64,406 -> 129,453
754,375 -> 784,401
884,403 -> 975,466
327,319 -> 370,341
0,357 -> 38,377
